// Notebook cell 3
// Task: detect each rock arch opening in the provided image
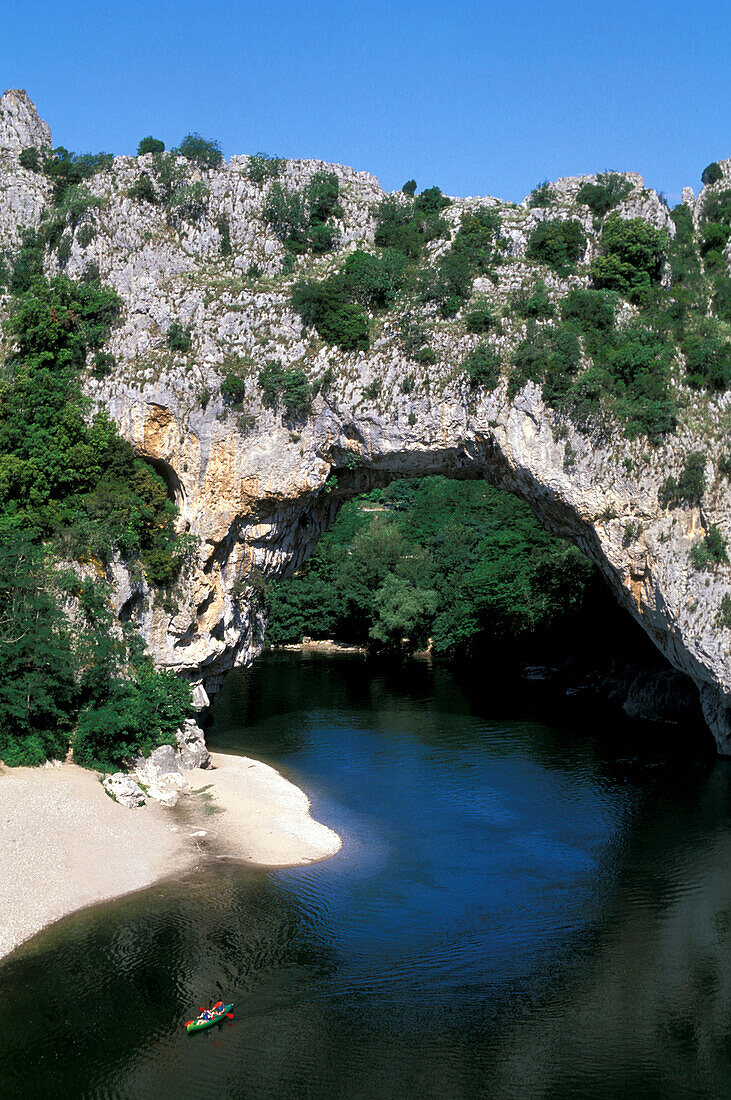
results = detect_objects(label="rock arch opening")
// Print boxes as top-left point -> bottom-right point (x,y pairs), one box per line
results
260,469 -> 708,743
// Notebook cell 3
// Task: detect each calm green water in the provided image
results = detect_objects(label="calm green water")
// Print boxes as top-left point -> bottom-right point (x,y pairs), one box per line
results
2,652 -> 730,1099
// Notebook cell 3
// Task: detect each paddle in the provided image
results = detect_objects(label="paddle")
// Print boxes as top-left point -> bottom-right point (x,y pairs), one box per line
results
183,1000 -> 228,1027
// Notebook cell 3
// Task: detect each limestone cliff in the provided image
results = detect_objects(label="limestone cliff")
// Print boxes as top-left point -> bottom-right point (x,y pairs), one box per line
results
2,90 -> 731,752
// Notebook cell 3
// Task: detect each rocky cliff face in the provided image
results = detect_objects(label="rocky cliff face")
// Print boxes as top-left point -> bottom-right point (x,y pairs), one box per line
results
2,91 -> 731,752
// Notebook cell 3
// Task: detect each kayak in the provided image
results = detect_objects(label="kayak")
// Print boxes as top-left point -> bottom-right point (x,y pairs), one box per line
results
186,1003 -> 234,1033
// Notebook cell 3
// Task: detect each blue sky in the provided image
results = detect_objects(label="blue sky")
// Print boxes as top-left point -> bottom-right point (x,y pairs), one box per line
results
2,0 -> 729,203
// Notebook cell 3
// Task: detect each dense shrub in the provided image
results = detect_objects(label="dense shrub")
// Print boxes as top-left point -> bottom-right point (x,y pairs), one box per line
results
463,343 -> 500,389
702,162 -> 723,186
91,350 -> 116,378
56,235 -> 72,262
148,152 -> 185,205
713,276 -> 731,322
554,317 -> 675,442
175,133 -> 223,169
662,205 -> 705,336
265,183 -> 308,248
307,222 -> 339,254
543,327 -> 582,405
507,322 -> 581,404
450,207 -> 502,269
337,248 -> 408,308
220,372 -> 247,405
420,206 -> 503,313
600,324 -> 676,440
576,173 -> 632,218
247,152 -> 284,182
561,287 -> 616,336
258,360 -> 313,417
658,452 -> 707,508
264,172 -> 341,254
682,331 -> 731,391
166,319 -> 193,352
137,136 -> 165,156
0,271 -> 191,602
305,170 -> 342,223
8,228 -> 44,292
527,180 -> 554,208
19,147 -> 41,171
290,248 -> 406,350
40,147 -> 113,203
414,187 -> 451,215
397,313 -> 431,359
0,534 -> 76,765
509,331 -> 552,397
374,197 -> 423,259
291,278 -> 369,350
701,189 -> 731,230
71,591 -> 193,771
402,180 -> 417,197
374,187 -> 451,260
700,222 -> 729,258
690,525 -> 728,570
76,222 -> 96,247
127,173 -> 158,204
465,301 -> 496,333
510,281 -> 555,319
525,219 -> 586,275
216,213 -> 232,255
590,215 -> 667,304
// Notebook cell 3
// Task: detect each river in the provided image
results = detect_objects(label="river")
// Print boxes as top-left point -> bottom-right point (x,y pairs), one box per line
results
2,651 -> 729,1098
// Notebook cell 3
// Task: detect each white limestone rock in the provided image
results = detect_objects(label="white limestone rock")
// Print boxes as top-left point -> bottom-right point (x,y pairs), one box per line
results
176,719 -> 211,769
103,773 -> 146,808
0,89 -> 52,152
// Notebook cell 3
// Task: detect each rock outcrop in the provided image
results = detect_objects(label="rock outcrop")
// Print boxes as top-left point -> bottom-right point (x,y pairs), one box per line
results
0,89 -> 51,153
2,92 -> 731,753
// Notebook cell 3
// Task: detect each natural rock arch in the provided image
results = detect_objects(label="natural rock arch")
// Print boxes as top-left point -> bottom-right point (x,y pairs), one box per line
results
1,90 -> 730,752
111,378 -> 731,756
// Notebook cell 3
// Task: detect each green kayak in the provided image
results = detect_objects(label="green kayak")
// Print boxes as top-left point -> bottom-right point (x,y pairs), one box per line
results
186,1003 -> 234,1033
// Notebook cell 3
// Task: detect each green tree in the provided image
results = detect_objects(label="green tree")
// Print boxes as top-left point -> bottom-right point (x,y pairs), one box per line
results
137,136 -> 165,156
576,173 -> 632,217
463,343 -> 500,389
0,534 -> 77,765
590,215 -> 667,304
175,133 -> 223,169
701,162 -> 723,187
526,219 -> 586,275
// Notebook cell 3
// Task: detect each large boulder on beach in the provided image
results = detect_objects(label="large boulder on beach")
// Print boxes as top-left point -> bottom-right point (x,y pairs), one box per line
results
134,744 -> 188,807
136,744 -> 182,782
103,773 -> 146,808
175,719 -> 211,770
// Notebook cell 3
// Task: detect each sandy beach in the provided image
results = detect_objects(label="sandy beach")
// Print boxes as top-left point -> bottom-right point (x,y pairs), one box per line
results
0,751 -> 341,962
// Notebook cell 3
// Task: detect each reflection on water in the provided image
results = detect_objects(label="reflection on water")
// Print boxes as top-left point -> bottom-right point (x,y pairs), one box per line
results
1,653 -> 729,1099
